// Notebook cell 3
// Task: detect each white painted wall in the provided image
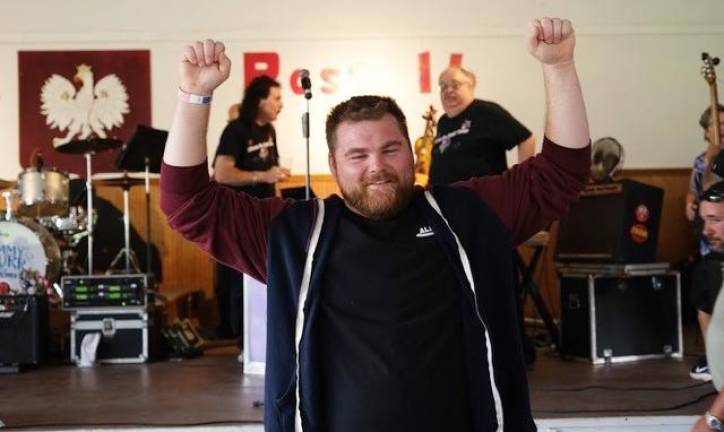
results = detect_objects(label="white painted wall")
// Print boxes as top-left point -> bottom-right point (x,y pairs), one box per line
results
1,0 -> 723,178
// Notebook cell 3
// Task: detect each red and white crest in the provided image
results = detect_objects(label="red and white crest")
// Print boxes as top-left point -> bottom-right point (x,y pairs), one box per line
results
18,50 -> 151,175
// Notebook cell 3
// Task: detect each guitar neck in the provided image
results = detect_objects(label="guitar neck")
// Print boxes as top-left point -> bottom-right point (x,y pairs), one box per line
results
711,82 -> 721,149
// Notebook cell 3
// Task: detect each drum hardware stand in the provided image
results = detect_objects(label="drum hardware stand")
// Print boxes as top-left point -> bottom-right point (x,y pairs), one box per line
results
113,124 -> 168,276
2,191 -> 14,221
516,231 -> 560,350
144,158 -> 152,274
54,137 -> 124,275
85,152 -> 95,275
107,174 -> 141,274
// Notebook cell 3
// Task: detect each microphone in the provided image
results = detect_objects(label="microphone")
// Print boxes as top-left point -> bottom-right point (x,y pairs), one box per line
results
300,69 -> 312,100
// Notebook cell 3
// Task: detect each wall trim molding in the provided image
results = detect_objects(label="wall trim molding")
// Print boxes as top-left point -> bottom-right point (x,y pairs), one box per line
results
2,25 -> 724,45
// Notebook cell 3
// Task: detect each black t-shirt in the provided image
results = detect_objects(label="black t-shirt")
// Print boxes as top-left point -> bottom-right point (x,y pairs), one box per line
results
213,119 -> 279,198
319,204 -> 472,432
428,99 -> 531,185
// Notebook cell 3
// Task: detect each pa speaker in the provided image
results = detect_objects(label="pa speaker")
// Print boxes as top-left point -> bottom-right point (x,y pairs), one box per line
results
556,179 -> 664,263
0,295 -> 48,366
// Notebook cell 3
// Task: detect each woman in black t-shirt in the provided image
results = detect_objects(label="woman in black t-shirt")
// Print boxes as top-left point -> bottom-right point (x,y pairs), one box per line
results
212,75 -> 290,343
213,75 -> 289,197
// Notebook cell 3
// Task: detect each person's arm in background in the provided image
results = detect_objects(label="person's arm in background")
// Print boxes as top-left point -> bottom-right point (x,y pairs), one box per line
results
694,286 -> 724,431
691,392 -> 724,432
517,134 -> 536,163
214,155 -> 289,186
687,168 -> 700,221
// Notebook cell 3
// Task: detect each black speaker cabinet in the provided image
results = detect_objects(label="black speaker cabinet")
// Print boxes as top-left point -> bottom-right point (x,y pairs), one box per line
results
556,179 -> 664,263
559,264 -> 682,363
0,295 -> 48,366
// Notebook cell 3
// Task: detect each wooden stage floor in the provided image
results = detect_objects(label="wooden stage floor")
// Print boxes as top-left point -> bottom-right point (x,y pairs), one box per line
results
0,330 -> 717,430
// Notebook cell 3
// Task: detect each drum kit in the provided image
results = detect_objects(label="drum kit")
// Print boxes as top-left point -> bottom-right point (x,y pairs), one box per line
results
0,129 -> 165,296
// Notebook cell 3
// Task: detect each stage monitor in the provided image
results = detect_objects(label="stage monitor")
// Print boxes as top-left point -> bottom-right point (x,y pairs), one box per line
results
555,179 -> 663,263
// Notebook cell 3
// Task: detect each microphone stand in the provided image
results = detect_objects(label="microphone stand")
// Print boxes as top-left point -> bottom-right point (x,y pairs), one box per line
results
301,94 -> 312,200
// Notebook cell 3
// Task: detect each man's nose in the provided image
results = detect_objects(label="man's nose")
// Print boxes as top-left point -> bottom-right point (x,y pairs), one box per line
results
367,154 -> 385,173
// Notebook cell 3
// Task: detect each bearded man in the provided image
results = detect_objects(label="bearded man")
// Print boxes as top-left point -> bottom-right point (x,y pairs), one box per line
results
161,17 -> 590,432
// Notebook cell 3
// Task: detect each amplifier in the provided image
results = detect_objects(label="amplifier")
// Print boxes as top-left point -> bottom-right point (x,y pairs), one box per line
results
0,295 -> 48,366
61,274 -> 149,309
555,179 -> 664,263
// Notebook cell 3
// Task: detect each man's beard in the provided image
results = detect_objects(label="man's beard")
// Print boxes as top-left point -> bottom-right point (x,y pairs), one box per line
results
340,170 -> 414,220
707,237 -> 724,253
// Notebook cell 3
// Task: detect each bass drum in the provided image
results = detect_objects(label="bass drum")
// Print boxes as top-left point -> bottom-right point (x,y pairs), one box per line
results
0,218 -> 61,292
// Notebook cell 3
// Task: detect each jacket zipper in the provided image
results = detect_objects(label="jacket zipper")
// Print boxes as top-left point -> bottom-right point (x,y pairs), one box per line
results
423,191 -> 504,432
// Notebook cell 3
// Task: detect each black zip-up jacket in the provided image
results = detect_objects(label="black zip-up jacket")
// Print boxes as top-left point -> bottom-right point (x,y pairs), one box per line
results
161,137 -> 590,432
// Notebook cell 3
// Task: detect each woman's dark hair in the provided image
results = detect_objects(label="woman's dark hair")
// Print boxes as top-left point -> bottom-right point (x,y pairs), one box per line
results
239,75 -> 281,124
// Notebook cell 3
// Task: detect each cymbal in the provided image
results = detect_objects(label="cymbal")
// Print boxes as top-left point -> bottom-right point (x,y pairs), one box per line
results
55,138 -> 123,155
91,172 -> 160,187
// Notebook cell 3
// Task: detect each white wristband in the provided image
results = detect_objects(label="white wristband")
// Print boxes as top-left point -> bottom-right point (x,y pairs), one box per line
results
178,87 -> 212,105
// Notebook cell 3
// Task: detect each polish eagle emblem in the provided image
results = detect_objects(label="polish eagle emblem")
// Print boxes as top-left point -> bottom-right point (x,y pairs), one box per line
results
40,63 -> 129,147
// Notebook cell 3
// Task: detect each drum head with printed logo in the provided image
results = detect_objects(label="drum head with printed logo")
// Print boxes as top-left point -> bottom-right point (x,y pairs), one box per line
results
0,219 -> 60,292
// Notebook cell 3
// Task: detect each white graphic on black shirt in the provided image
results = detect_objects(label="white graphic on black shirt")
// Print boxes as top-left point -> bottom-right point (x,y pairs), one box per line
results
247,139 -> 274,160
416,226 -> 434,238
433,120 -> 472,154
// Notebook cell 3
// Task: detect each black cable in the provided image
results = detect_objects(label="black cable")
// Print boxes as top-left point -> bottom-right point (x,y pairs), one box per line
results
535,389 -> 717,414
531,381 -> 713,392
3,392 -> 715,428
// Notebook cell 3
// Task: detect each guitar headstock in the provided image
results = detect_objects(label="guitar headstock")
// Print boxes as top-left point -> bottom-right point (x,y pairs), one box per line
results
702,52 -> 720,85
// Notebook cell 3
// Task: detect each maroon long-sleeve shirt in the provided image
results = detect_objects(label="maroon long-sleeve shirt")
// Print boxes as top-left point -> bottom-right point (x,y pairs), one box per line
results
161,137 -> 590,283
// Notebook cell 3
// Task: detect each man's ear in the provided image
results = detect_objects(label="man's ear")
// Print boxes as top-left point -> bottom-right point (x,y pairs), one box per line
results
328,153 -> 337,180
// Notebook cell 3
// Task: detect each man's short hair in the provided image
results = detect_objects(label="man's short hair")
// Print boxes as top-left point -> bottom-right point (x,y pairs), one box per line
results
440,66 -> 477,88
325,95 -> 410,152
701,181 -> 724,204
699,104 -> 724,129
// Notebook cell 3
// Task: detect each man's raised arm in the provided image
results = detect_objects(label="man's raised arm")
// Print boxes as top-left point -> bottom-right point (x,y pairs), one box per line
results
160,40 -> 288,283
528,17 -> 589,149
458,18 -> 591,244
164,39 -> 231,167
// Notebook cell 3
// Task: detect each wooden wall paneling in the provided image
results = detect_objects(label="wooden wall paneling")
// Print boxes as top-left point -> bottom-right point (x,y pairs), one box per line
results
277,174 -> 340,198
89,168 -> 693,326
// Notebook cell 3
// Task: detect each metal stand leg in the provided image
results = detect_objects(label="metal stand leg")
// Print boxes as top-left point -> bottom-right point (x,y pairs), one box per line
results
2,192 -> 14,221
107,180 -> 140,274
302,98 -> 311,199
516,248 -> 560,349
144,162 -> 152,275
85,153 -> 94,275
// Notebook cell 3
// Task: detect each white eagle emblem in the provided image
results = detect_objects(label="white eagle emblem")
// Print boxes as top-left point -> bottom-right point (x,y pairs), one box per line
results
40,63 -> 130,147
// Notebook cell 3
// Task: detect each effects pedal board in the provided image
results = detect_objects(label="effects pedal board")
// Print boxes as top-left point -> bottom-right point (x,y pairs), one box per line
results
61,274 -> 149,309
